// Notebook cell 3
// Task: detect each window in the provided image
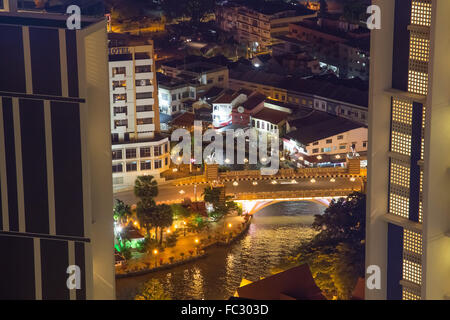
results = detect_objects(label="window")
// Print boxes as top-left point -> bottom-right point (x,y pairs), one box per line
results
172,94 -> 177,101
164,143 -> 168,153
154,159 -> 162,169
135,65 -> 151,73
113,94 -> 127,103
165,157 -> 168,166
126,162 -> 137,172
112,150 -> 123,160
140,147 -> 151,157
323,147 -> 331,152
112,67 -> 126,76
140,160 -> 152,170
111,133 -> 119,143
154,146 -> 161,157
136,79 -> 151,86
112,163 -> 123,173
126,148 -> 136,159
137,118 -> 153,125
313,141 -> 319,146
136,92 -> 153,99
337,135 -> 344,140
326,139 -> 332,144
112,80 -> 126,89
363,141 -> 367,148
113,106 -> 127,116
312,148 -> 319,154
207,79 -> 213,84
136,105 -> 153,112
161,93 -> 169,101
114,120 -> 128,128
339,144 -> 347,150
218,76 -> 224,82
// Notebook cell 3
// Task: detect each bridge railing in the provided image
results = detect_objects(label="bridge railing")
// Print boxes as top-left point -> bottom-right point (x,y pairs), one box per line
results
219,166 -> 350,180
231,188 -> 360,200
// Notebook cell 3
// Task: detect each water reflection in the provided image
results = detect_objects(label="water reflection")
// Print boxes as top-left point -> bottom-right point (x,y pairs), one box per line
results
116,201 -> 325,300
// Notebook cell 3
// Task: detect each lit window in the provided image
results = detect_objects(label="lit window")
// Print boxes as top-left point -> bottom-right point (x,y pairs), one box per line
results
390,161 -> 410,188
403,258 -> 422,285
403,288 -> 421,300
391,131 -> 411,156
411,0 -> 432,27
403,229 -> 422,255
408,70 -> 428,96
389,193 -> 409,218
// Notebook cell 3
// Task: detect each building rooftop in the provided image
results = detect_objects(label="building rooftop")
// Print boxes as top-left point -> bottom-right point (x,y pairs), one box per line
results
286,112 -> 365,145
252,107 -> 290,125
241,93 -> 266,111
157,72 -> 192,90
0,9 -> 103,29
171,112 -> 195,128
236,264 -> 326,300
230,66 -> 368,107
222,0 -> 315,17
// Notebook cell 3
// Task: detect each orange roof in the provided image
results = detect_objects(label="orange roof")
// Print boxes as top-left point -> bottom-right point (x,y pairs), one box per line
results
236,264 -> 326,300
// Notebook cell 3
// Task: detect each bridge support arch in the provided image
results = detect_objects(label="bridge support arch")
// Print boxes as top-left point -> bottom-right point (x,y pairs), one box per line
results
236,197 -> 335,215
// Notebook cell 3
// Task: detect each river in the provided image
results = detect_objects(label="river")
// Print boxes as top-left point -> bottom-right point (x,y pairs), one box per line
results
115,201 -> 325,300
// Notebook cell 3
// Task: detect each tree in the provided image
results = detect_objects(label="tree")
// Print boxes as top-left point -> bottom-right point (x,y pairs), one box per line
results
156,204 -> 174,245
283,192 -> 366,299
161,0 -> 215,24
202,186 -> 221,208
134,175 -> 158,207
136,201 -> 159,241
113,199 -> 132,225
342,0 -> 368,24
134,279 -> 171,300
171,203 -> 191,220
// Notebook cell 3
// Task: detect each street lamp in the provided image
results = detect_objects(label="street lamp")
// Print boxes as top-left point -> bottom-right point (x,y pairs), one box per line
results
252,181 -> 258,186
233,181 -> 239,186
310,178 -> 316,183
330,178 -> 336,183
153,249 -> 158,267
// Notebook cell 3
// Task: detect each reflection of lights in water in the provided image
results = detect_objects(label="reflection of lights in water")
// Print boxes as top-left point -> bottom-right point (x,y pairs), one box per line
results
116,202 -> 325,300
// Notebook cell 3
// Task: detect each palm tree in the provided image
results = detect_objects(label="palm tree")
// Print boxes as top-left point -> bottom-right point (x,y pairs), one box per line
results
113,199 -> 132,225
134,175 -> 158,207
156,204 -> 174,245
136,201 -> 158,241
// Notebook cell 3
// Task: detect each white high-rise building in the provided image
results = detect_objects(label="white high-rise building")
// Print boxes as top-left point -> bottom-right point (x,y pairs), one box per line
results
108,38 -> 170,189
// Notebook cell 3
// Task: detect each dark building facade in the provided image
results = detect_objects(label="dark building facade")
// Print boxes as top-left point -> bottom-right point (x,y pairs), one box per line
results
0,2 -> 115,299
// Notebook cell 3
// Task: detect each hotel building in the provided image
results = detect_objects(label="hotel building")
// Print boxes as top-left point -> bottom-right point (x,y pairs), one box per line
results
0,0 -> 115,299
366,0 -> 450,299
108,38 -> 170,189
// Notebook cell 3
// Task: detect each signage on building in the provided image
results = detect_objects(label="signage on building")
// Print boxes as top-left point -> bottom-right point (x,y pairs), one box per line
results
109,47 -> 132,55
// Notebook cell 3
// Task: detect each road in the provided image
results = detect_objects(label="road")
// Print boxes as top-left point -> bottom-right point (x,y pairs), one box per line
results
114,177 -> 363,205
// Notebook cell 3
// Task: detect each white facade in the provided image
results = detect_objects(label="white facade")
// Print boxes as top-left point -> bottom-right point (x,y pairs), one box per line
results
212,93 -> 248,128
158,83 -> 196,116
109,44 -> 170,189
305,127 -> 368,156
112,138 -> 171,189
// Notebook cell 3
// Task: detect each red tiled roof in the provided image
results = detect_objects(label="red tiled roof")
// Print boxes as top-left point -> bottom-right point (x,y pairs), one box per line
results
241,93 -> 266,110
171,112 -> 195,127
252,107 -> 290,124
236,264 -> 326,300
